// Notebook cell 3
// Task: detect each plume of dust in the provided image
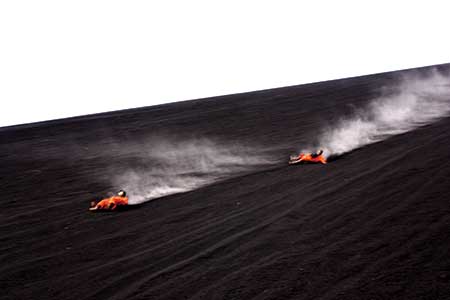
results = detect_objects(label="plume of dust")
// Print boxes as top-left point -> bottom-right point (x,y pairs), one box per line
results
318,69 -> 450,157
113,139 -> 275,204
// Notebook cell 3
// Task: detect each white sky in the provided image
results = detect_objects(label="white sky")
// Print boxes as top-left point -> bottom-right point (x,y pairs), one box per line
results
1,1 -> 449,127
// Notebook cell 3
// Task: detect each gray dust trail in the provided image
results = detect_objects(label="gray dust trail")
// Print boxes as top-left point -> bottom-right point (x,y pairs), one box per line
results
317,69 -> 450,156
113,139 -> 275,204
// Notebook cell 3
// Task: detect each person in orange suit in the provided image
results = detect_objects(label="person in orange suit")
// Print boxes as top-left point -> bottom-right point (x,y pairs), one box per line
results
289,149 -> 327,165
89,190 -> 129,211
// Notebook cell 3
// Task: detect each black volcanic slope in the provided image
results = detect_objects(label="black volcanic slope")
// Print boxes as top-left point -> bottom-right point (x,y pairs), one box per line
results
2,64 -> 450,300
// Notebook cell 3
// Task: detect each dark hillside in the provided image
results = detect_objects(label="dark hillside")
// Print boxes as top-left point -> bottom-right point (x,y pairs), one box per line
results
1,64 -> 450,300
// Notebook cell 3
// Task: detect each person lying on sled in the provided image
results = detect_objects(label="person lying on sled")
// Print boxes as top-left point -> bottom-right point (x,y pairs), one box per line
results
89,190 -> 129,211
289,149 -> 327,165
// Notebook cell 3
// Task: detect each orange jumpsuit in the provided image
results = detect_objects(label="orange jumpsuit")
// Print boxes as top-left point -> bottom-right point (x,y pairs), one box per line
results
297,153 -> 327,164
91,196 -> 129,211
